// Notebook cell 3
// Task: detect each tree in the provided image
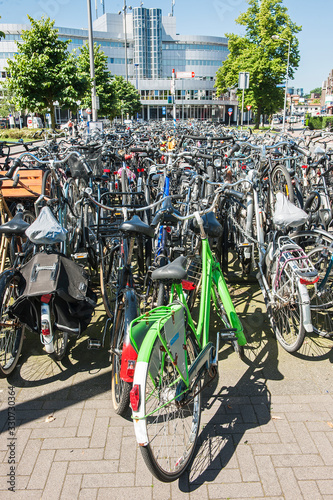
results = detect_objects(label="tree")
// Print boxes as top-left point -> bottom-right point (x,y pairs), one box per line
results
5,16 -> 86,128
76,43 -> 116,118
215,0 -> 301,128
0,17 -> 5,40
111,76 -> 141,120
310,87 -> 322,95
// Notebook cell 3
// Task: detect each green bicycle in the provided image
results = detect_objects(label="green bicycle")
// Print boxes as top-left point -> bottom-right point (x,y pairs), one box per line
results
128,188 -> 247,482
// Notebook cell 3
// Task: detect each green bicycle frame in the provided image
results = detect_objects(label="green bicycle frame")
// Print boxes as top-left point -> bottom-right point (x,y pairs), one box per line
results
130,233 -> 246,393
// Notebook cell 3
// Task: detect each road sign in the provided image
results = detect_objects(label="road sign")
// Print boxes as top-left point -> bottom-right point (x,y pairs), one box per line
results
228,111 -> 232,116
246,105 -> 252,111
228,107 -> 233,112
86,108 -> 92,114
238,72 -> 250,90
162,106 -> 166,115
176,71 -> 195,79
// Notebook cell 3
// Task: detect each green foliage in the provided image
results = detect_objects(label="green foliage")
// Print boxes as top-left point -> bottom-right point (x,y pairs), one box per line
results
5,16 -> 86,128
307,116 -> 333,130
111,76 -> 141,119
0,128 -> 47,140
310,87 -> 322,95
215,0 -> 301,128
76,43 -> 116,118
0,17 -> 5,40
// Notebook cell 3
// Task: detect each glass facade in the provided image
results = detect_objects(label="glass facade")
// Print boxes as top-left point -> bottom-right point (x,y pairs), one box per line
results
133,7 -> 162,79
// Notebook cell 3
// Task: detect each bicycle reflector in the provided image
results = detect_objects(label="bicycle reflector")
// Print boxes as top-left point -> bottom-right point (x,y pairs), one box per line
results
182,280 -> 196,291
130,385 -> 140,412
41,294 -> 52,303
300,276 -> 319,285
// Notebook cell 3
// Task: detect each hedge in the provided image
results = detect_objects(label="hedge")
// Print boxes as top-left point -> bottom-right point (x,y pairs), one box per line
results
306,116 -> 333,130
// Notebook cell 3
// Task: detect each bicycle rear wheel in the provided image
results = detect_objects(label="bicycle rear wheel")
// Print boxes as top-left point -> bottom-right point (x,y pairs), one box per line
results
270,271 -> 305,353
0,273 -> 24,377
307,246 -> 333,337
137,334 -> 201,482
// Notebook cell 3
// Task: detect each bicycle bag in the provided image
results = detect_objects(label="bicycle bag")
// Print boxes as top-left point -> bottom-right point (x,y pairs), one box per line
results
9,253 -> 97,336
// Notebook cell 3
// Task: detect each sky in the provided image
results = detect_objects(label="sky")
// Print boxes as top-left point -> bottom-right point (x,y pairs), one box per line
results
0,0 -> 332,93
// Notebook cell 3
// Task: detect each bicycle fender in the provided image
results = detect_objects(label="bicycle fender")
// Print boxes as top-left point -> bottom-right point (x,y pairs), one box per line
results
299,283 -> 313,333
120,289 -> 140,383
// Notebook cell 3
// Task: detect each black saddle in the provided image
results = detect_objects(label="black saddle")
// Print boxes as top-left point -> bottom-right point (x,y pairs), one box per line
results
190,211 -> 223,238
119,215 -> 154,238
0,212 -> 30,237
151,256 -> 187,282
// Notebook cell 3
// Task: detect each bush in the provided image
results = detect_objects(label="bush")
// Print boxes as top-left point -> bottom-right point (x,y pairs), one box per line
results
0,127 -> 47,141
307,116 -> 333,130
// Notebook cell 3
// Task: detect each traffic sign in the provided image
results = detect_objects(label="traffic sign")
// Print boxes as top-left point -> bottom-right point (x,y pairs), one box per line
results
238,72 -> 250,89
162,106 -> 166,115
246,105 -> 252,111
228,107 -> 233,112
86,108 -> 92,114
176,71 -> 195,78
228,111 -> 232,116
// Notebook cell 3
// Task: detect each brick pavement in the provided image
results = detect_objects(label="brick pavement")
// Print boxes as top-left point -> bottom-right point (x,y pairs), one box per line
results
0,281 -> 332,499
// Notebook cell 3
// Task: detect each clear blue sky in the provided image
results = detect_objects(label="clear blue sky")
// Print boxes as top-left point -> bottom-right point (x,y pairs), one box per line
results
1,0 -> 331,92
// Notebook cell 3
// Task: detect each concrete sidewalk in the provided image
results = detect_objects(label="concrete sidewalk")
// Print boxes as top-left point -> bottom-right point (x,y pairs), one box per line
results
0,281 -> 333,499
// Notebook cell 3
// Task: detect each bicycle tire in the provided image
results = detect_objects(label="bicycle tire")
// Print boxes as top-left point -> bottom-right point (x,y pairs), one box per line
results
52,329 -> 69,361
270,164 -> 294,205
270,270 -> 305,353
307,246 -> 333,337
111,307 -> 132,416
137,333 -> 201,482
100,241 -> 119,319
0,273 -> 24,377
41,169 -> 57,199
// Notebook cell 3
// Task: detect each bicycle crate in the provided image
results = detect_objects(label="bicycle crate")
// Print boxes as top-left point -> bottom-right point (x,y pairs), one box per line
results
185,255 -> 202,289
0,169 -> 44,198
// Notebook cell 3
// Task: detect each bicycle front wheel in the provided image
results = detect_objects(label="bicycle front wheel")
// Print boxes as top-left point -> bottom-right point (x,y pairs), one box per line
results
270,271 -> 305,353
137,334 -> 201,482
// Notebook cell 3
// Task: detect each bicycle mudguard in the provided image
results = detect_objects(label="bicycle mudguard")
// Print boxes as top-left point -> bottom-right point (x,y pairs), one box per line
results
119,289 -> 140,383
130,303 -> 188,382
298,283 -> 313,333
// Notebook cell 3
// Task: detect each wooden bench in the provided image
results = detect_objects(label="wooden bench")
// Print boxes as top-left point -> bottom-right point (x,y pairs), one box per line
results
0,169 -> 44,198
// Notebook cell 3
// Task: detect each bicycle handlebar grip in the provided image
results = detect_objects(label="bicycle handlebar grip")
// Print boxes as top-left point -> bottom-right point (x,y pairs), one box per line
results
129,147 -> 147,153
227,143 -> 241,158
226,189 -> 244,200
294,144 -> 310,157
81,159 -> 93,176
6,158 -> 21,178
151,210 -> 164,228
194,151 -> 211,160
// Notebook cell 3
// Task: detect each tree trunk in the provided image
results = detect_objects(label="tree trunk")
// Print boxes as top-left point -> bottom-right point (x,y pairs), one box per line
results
49,103 -> 56,129
254,104 -> 261,129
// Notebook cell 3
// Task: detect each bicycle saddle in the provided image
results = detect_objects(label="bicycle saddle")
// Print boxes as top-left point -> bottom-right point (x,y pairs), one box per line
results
151,255 -> 187,282
0,212 -> 30,236
119,215 -> 154,238
190,211 -> 223,238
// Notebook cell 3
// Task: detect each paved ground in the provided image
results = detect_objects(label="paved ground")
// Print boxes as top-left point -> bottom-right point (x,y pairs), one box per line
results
0,269 -> 333,499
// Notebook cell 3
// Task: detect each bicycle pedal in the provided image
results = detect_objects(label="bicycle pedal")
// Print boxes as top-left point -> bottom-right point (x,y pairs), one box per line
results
87,339 -> 102,349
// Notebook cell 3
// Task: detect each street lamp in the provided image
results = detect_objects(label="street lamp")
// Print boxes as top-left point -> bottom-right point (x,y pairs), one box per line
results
87,0 -> 98,122
119,1 -> 132,82
272,34 -> 291,133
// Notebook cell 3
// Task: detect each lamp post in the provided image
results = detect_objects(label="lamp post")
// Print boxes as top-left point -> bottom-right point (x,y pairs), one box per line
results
119,1 -> 132,82
87,0 -> 98,122
272,35 -> 290,133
